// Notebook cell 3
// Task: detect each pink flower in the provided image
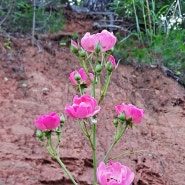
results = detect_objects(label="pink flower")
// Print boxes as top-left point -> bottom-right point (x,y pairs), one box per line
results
115,103 -> 144,124
107,55 -> 117,69
69,68 -> 94,86
97,161 -> 134,185
34,112 -> 60,131
65,94 -> 100,118
81,30 -> 117,52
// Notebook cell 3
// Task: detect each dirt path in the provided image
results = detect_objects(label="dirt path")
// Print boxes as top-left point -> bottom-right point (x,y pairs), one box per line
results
0,18 -> 185,185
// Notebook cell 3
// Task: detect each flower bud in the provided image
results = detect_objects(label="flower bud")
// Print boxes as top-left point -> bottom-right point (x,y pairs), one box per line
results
71,45 -> 78,54
106,62 -> 114,73
113,119 -> 118,127
95,42 -> 101,54
36,129 -> 44,141
107,55 -> 116,69
60,115 -> 65,124
79,48 -> 86,58
95,64 -> 102,75
70,40 -> 78,54
118,113 -> 126,122
75,73 -> 81,82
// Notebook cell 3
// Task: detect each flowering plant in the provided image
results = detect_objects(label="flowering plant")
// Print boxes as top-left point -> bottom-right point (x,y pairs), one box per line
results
34,29 -> 144,185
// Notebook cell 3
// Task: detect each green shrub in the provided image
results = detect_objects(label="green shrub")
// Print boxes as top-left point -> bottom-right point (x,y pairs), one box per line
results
114,30 -> 185,74
0,0 -> 65,34
111,0 -> 185,75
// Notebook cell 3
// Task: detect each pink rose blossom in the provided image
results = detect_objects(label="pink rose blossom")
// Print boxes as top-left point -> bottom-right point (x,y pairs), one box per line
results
34,112 -> 60,131
97,161 -> 134,185
81,30 -> 117,52
69,68 -> 94,86
65,94 -> 100,118
107,55 -> 117,69
115,103 -> 144,124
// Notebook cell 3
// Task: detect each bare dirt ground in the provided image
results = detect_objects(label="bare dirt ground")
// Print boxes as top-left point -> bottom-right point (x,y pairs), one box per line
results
0,14 -> 185,185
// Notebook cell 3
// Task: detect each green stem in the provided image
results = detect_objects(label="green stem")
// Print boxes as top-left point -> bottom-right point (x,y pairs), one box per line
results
77,120 -> 88,137
132,0 -> 143,44
46,132 -> 78,184
103,141 -> 117,162
84,121 -> 95,150
77,120 -> 95,150
97,74 -> 101,98
48,133 -> 56,156
103,124 -> 128,162
77,55 -> 93,84
92,123 -> 97,185
55,156 -> 78,185
92,74 -> 96,98
78,83 -> 83,95
116,124 -> 128,141
98,72 -> 112,104
56,129 -> 62,156
111,149 -> 147,161
92,56 -> 99,98
88,57 -> 94,73
82,59 -> 94,84
42,140 -> 53,156
145,0 -> 153,42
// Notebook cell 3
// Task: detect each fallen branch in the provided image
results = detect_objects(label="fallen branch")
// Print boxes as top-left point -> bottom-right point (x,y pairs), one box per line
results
160,65 -> 185,87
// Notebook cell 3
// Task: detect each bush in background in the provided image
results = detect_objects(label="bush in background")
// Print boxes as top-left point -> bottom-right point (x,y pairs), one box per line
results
0,0 -> 66,34
111,0 -> 185,76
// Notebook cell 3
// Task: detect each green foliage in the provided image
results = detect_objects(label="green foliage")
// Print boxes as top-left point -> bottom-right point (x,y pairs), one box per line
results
44,8 -> 66,33
158,30 -> 185,73
111,0 -> 185,75
11,1 -> 33,33
110,0 -> 173,19
114,30 -> 185,74
0,0 -> 65,34
132,47 -> 152,64
111,0 -> 184,40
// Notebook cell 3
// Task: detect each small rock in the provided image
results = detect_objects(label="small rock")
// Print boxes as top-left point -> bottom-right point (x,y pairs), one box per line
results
4,77 -> 8,82
42,87 -> 49,95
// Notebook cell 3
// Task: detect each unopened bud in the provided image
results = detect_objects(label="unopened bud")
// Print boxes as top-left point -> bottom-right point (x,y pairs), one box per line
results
95,42 -> 101,54
75,73 -> 81,82
113,119 -> 118,127
36,129 -> 43,141
60,115 -> 65,124
79,49 -> 86,58
95,64 -> 102,74
106,62 -> 114,73
118,113 -> 126,122
71,45 -> 78,54
70,40 -> 79,54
